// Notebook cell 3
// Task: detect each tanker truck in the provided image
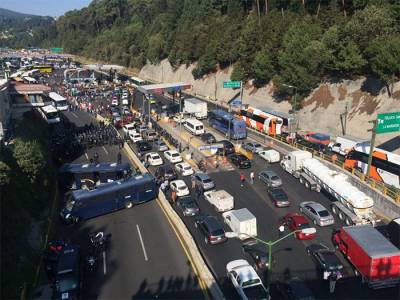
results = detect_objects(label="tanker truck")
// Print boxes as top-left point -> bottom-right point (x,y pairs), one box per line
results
280,150 -> 379,226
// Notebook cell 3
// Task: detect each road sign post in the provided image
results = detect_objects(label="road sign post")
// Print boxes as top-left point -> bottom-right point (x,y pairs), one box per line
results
376,112 -> 400,134
366,120 -> 377,180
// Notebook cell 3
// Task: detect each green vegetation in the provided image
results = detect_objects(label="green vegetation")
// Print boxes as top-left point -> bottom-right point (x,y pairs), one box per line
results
0,112 -> 57,299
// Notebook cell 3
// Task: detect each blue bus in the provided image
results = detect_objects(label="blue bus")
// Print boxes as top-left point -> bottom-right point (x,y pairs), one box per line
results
208,109 -> 247,139
60,173 -> 157,223
59,162 -> 133,190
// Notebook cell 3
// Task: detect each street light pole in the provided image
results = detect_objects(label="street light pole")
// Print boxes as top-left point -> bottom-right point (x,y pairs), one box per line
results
282,84 -> 298,136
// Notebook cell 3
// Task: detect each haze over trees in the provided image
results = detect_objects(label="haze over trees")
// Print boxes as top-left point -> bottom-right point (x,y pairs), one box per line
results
15,1 -> 400,96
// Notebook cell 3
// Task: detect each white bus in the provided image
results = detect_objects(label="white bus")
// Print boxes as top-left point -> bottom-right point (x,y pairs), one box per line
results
49,92 -> 69,111
184,118 -> 204,136
39,105 -> 60,124
130,76 -> 146,88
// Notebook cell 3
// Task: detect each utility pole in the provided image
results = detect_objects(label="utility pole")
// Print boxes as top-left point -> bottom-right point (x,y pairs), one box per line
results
366,120 -> 377,179
240,81 -> 244,104
228,104 -> 232,141
340,103 -> 348,136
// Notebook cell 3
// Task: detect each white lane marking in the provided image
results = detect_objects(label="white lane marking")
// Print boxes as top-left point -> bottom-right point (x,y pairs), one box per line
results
102,146 -> 109,155
136,224 -> 148,261
103,251 -> 107,275
71,112 -> 79,119
85,152 -> 89,160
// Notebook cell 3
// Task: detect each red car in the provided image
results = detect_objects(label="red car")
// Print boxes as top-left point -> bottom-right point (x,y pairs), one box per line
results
281,213 -> 316,240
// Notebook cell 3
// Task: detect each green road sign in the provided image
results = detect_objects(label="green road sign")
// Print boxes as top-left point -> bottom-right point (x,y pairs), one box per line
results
376,112 -> 400,134
223,81 -> 241,88
51,47 -> 64,53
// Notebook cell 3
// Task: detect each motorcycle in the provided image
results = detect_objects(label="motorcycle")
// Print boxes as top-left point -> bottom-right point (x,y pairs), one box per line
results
89,231 -> 111,252
86,253 -> 98,273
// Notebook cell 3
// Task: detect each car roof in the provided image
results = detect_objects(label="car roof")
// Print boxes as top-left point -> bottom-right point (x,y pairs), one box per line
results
262,170 -> 277,176
57,245 -> 79,274
287,213 -> 308,223
171,179 -> 185,186
203,215 -> 222,230
196,172 -> 211,180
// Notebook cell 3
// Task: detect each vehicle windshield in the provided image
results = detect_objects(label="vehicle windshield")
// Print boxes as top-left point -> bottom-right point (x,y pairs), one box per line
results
254,143 -> 262,148
184,166 -> 192,170
152,155 -> 160,160
65,199 -> 75,212
202,178 -> 212,183
318,210 -> 330,217
55,100 -> 67,107
56,277 -> 78,293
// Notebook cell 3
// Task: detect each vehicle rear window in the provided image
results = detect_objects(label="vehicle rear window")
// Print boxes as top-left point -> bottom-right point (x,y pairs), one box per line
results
318,210 -> 330,217
178,186 -> 187,191
271,176 -> 280,180
172,153 -> 180,157
202,178 -> 212,183
211,229 -> 224,236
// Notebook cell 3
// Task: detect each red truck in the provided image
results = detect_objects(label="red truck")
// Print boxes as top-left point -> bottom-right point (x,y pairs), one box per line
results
332,225 -> 400,289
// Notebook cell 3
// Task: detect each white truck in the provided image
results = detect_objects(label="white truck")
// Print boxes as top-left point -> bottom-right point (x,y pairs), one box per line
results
328,135 -> 369,156
204,190 -> 234,212
183,98 -> 207,119
280,150 -> 379,226
222,208 -> 257,239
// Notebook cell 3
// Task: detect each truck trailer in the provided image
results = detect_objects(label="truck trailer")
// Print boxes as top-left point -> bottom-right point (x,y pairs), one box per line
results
332,225 -> 400,289
183,98 -> 208,119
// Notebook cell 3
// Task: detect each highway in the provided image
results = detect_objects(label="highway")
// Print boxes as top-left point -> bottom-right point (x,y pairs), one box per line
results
132,90 -> 400,299
52,109 -> 205,299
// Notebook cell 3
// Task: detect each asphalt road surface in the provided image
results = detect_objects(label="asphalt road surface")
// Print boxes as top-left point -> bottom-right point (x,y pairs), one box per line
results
51,109 -> 205,299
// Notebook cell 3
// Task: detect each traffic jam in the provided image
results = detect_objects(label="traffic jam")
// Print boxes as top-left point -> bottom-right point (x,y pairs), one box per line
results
39,65 -> 399,300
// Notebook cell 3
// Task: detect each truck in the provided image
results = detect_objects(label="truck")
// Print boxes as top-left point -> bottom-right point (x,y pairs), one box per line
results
222,208 -> 257,239
328,135 -> 369,156
204,190 -> 234,212
280,150 -> 379,226
183,98 -> 207,119
332,225 -> 400,289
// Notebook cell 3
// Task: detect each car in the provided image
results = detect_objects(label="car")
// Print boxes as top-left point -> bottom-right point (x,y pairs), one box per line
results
299,201 -> 335,227
111,99 -> 118,106
200,132 -> 217,144
122,98 -> 129,105
306,244 -> 343,274
112,112 -> 121,119
143,130 -> 157,141
176,196 -> 200,216
164,150 -> 183,163
129,131 -> 143,143
113,117 -> 122,128
175,162 -> 194,176
52,245 -> 82,300
195,215 -> 227,244
268,188 -> 290,207
275,277 -> 315,300
241,239 -> 269,272
226,259 -> 269,300
192,172 -> 215,191
259,149 -> 280,163
154,139 -> 169,152
218,140 -> 235,155
281,213 -> 317,240
243,141 -> 264,153
155,165 -> 178,181
170,180 -> 190,197
258,170 -> 282,187
173,114 -> 186,124
144,152 -> 163,166
136,140 -> 152,152
229,153 -> 251,168
122,123 -> 135,134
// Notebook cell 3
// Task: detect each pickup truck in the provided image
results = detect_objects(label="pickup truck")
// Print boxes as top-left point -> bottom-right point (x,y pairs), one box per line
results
204,190 -> 234,212
226,259 -> 269,300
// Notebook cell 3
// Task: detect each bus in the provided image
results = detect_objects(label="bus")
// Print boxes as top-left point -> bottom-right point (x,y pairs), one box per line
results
60,173 -> 157,223
130,76 -> 146,88
39,105 -> 60,124
184,118 -> 205,135
49,92 -> 69,111
59,162 -> 133,190
238,105 -> 283,136
344,144 -> 400,189
208,110 -> 247,139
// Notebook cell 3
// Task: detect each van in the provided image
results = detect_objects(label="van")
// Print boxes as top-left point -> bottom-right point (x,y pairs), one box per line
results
222,208 -> 257,239
184,118 -> 204,136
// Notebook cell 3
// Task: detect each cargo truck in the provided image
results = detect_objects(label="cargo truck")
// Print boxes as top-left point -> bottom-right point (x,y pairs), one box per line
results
328,135 -> 369,156
332,225 -> 400,289
222,208 -> 257,239
183,98 -> 207,119
280,151 -> 379,226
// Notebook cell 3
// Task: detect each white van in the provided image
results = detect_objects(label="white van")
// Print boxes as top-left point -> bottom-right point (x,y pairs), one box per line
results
222,208 -> 257,239
184,118 -> 204,135
204,190 -> 234,212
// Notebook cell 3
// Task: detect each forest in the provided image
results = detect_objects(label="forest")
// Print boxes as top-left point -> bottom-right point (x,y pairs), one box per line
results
31,0 -> 400,96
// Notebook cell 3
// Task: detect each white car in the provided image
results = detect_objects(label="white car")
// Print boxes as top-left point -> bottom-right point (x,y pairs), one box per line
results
122,123 -> 135,134
111,99 -> 118,106
258,149 -> 280,163
226,260 -> 268,300
170,180 -> 190,197
164,150 -> 183,163
122,98 -> 129,105
175,162 -> 194,176
173,115 -> 186,124
129,131 -> 143,143
144,152 -> 163,166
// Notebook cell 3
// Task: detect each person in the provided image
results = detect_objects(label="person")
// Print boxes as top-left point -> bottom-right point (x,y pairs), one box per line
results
240,173 -> 245,187
250,171 -> 255,184
94,152 -> 99,164
117,152 -> 122,164
171,190 -> 177,204
191,177 -> 196,190
196,185 -> 203,200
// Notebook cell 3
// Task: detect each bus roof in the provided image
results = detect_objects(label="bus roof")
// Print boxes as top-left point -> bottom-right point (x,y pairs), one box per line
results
212,109 -> 245,124
49,92 -> 66,101
41,105 -> 58,114
72,173 -> 154,200
130,76 -> 145,83
60,162 -> 131,174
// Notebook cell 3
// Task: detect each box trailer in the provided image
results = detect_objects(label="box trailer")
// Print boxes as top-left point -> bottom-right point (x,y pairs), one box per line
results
222,208 -> 257,239
204,190 -> 234,212
332,225 -> 400,289
183,98 -> 207,119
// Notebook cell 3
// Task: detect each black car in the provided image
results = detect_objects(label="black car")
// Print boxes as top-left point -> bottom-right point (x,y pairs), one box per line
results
155,165 -> 178,181
52,245 -> 81,300
195,215 -> 227,245
268,188 -> 290,207
242,239 -> 269,271
218,140 -> 235,155
229,153 -> 251,168
176,196 -> 200,216
306,244 -> 343,273
136,140 -> 152,152
275,277 -> 315,300
201,132 -> 217,144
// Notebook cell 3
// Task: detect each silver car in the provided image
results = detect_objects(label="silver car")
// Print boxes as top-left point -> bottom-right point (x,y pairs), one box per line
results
244,141 -> 264,153
192,172 -> 215,191
154,139 -> 169,152
258,170 -> 282,188
299,201 -> 334,227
